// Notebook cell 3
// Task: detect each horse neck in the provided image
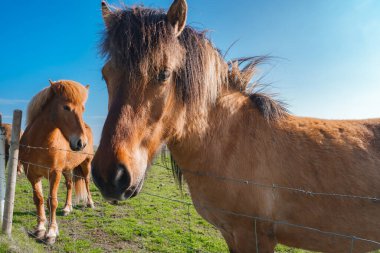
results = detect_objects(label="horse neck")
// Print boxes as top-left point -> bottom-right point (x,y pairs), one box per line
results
22,105 -> 59,145
167,87 -> 270,175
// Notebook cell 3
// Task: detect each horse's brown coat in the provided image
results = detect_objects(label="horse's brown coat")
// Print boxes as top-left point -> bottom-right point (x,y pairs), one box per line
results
1,123 -> 24,172
20,80 -> 94,244
93,1 -> 380,252
0,123 -> 12,164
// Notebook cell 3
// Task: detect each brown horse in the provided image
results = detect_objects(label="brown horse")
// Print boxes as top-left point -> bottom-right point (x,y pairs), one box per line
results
20,80 -> 94,244
0,123 -> 12,164
0,123 -> 24,173
92,1 -> 380,252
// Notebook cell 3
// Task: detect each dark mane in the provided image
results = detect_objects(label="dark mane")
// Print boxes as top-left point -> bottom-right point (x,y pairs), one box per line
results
101,6 -> 226,108
101,7 -> 168,69
227,57 -> 288,121
249,92 -> 288,121
101,5 -> 288,120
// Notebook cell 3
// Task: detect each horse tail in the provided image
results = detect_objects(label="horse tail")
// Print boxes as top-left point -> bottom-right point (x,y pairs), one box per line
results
73,166 -> 88,205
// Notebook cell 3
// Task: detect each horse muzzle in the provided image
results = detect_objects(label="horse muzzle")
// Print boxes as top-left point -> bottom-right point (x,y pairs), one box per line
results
91,163 -> 144,201
69,136 -> 87,151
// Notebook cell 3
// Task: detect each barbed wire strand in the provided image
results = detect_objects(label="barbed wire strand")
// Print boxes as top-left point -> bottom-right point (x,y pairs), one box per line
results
19,144 -> 95,157
132,190 -> 380,248
193,202 -> 380,247
15,145 -> 380,203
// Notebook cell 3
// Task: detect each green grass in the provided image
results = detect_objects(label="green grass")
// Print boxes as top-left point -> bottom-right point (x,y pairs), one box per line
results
0,228 -> 45,253
4,160 -> 310,252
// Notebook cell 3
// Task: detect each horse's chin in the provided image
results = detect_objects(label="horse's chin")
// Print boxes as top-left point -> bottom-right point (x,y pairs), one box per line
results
122,178 -> 144,199
100,183 -> 143,201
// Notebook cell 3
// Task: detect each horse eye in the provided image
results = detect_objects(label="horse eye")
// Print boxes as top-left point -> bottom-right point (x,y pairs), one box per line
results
157,69 -> 171,82
63,105 -> 71,111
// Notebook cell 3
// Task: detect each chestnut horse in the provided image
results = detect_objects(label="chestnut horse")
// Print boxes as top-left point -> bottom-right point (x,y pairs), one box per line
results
92,1 -> 380,252
1,123 -> 24,173
0,123 -> 12,164
20,80 -> 94,244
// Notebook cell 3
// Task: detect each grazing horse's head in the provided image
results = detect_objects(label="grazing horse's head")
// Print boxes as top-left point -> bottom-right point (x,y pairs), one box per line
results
26,80 -> 90,151
92,0 -> 231,200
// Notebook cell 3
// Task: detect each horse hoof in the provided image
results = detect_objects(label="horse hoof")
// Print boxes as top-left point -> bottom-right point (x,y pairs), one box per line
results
45,236 -> 56,245
35,230 -> 46,240
87,202 -> 95,208
28,229 -> 46,240
62,205 -> 73,215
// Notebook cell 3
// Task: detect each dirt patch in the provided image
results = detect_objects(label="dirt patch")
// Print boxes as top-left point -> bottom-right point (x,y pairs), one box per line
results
91,228 -> 141,252
57,213 -> 141,252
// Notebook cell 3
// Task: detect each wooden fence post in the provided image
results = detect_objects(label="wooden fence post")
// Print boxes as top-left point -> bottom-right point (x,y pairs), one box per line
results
2,110 -> 22,236
0,114 -> 6,223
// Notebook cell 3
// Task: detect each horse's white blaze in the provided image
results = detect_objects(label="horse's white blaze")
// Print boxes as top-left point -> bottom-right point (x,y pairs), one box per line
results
131,147 -> 148,186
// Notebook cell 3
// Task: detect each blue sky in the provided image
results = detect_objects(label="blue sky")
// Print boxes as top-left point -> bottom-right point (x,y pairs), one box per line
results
1,0 -> 380,144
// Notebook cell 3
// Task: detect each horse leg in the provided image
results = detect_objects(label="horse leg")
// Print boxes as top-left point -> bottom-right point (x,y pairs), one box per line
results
85,176 -> 95,208
62,172 -> 73,216
45,170 -> 61,245
81,160 -> 94,208
220,229 -> 237,253
222,221 -> 276,253
29,178 -> 46,240
252,221 -> 276,253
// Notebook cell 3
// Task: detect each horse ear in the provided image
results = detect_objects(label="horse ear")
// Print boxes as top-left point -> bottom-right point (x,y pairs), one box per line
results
102,1 -> 112,29
167,0 -> 187,37
85,85 -> 90,90
49,81 -> 59,94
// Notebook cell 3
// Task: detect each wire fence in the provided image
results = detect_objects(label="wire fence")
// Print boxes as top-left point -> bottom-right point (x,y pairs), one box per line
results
1,140 -> 380,252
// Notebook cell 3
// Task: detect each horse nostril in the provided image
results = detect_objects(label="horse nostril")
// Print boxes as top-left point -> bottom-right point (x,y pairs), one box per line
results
69,138 -> 82,151
77,139 -> 83,149
114,164 -> 131,192
74,139 -> 87,151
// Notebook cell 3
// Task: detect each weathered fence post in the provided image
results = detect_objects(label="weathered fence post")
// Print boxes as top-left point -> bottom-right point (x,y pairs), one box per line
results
0,114 -> 6,223
2,110 -> 22,236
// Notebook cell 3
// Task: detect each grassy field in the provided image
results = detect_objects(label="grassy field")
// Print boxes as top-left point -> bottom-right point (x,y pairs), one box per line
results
0,159 -> 310,253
